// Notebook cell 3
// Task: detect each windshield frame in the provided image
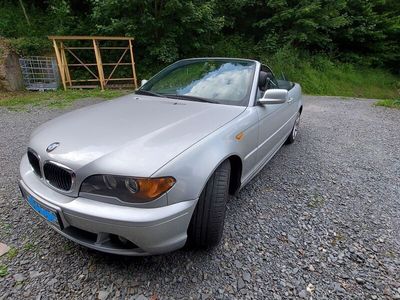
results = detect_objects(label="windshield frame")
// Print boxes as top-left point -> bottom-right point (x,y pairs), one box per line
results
137,58 -> 258,107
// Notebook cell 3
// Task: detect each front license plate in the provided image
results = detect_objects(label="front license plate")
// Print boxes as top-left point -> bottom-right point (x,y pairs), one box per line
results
26,194 -> 61,228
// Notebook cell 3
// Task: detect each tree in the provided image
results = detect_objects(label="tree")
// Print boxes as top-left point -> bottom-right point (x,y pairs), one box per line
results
90,0 -> 224,68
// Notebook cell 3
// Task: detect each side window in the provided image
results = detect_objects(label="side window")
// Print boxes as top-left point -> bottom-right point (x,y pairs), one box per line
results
260,65 -> 295,91
277,79 -> 295,90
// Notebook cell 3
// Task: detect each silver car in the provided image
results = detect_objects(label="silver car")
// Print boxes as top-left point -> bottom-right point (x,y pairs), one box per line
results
19,58 -> 302,255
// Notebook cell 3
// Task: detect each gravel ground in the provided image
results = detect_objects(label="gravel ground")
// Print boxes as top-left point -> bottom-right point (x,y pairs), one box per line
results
0,96 -> 399,300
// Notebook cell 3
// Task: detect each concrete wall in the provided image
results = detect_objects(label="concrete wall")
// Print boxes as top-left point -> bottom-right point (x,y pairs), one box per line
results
0,39 -> 24,91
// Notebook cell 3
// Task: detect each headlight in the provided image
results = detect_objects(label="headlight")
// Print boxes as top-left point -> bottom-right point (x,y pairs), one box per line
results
80,175 -> 176,203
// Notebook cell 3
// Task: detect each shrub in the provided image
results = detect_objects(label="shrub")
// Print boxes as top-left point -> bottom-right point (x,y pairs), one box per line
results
8,37 -> 52,57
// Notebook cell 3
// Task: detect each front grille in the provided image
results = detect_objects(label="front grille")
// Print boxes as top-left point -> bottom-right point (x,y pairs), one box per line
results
43,162 -> 73,191
27,149 -> 41,177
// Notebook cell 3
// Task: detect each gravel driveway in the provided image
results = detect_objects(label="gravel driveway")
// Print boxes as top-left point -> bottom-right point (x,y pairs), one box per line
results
0,96 -> 399,299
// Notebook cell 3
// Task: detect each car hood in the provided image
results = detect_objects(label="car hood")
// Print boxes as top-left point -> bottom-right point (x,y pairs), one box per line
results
29,94 -> 246,177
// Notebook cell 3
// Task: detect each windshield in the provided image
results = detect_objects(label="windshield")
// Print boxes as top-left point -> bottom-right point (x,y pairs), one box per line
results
138,59 -> 256,106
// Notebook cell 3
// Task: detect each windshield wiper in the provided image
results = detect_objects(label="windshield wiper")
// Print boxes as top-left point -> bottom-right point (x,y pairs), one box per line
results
135,90 -> 163,97
164,94 -> 220,104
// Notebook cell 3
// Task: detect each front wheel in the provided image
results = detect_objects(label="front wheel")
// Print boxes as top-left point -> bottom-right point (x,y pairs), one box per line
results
187,160 -> 231,248
285,112 -> 301,144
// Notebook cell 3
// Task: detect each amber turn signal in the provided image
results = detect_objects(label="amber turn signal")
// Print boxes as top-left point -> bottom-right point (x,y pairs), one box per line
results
235,132 -> 244,141
135,177 -> 176,201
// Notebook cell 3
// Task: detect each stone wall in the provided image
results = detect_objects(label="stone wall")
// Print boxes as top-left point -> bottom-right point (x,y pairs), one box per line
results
0,39 -> 24,91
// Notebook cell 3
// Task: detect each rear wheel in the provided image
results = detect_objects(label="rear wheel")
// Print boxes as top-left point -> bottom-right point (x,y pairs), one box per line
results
285,112 -> 301,144
187,160 -> 231,248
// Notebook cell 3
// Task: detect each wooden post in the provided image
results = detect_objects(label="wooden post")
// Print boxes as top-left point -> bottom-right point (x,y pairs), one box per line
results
128,39 -> 138,88
60,42 -> 72,86
93,39 -> 105,90
52,39 -> 67,90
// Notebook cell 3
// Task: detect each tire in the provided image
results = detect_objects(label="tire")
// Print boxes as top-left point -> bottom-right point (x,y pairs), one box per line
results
187,160 -> 231,248
285,111 -> 301,144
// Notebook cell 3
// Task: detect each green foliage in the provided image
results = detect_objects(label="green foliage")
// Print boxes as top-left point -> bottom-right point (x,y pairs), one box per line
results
7,247 -> 18,259
8,37 -> 52,56
90,0 -> 224,67
1,1 -> 55,37
0,265 -> 8,277
1,0 -> 399,71
0,2 -> 39,37
0,1 -> 64,55
0,0 -> 399,99
0,89 -> 128,108
253,0 -> 349,49
23,242 -> 35,251
47,0 -> 75,34
375,98 -> 400,109
217,0 -> 400,71
207,35 -> 254,58
262,47 -> 399,99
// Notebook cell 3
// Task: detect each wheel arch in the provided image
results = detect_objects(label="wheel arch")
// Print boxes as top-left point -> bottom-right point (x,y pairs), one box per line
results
194,153 -> 243,200
152,112 -> 254,204
227,155 -> 242,195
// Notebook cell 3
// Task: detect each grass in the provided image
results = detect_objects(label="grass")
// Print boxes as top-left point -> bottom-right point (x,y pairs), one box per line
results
7,247 -> 18,260
0,89 -> 130,108
1,55 -> 399,109
375,98 -> 400,109
297,66 -> 399,100
0,222 -> 12,234
23,242 -> 36,251
0,265 -> 8,277
264,49 -> 400,100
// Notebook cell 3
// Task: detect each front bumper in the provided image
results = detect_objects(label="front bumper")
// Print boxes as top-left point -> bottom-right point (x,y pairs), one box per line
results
19,158 -> 196,256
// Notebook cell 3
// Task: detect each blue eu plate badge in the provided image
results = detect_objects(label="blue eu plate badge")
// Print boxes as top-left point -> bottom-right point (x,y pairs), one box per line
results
26,195 -> 60,227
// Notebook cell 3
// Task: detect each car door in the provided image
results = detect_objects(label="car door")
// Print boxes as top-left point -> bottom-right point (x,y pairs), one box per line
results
254,66 -> 294,165
279,79 -> 301,121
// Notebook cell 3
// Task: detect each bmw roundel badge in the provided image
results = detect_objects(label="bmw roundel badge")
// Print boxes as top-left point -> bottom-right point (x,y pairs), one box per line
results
46,142 -> 60,153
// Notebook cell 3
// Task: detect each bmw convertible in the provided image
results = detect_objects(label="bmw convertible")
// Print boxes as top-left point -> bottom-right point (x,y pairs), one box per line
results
19,58 -> 302,255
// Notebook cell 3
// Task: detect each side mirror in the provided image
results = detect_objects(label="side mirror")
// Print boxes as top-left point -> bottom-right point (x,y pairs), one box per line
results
141,79 -> 148,87
259,89 -> 288,105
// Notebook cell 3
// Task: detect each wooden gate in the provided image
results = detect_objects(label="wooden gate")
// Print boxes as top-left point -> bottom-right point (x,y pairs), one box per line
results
49,36 -> 138,90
